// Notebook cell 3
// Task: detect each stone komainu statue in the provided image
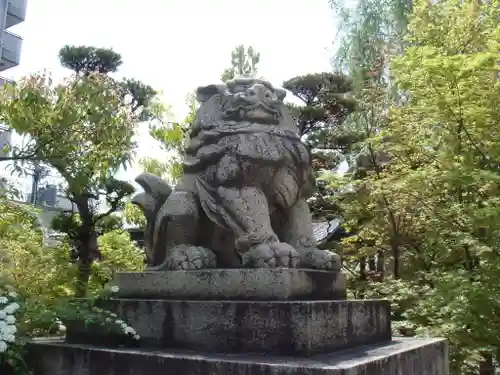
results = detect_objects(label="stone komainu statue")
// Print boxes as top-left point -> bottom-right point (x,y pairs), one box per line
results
133,78 -> 341,270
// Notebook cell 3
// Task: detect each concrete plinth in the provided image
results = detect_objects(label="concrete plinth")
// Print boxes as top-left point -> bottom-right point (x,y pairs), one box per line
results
28,338 -> 449,375
111,269 -> 346,300
29,269 -> 449,374
92,299 -> 391,356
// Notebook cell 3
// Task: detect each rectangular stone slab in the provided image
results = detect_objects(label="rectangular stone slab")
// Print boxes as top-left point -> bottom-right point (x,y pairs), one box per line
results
111,269 -> 346,300
27,338 -> 449,375
91,299 -> 391,356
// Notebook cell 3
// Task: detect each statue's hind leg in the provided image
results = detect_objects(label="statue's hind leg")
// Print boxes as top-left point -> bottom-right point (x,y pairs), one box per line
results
150,189 -> 217,271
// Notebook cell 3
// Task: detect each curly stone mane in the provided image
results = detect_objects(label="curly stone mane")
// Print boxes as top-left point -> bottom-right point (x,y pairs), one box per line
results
183,78 -> 312,186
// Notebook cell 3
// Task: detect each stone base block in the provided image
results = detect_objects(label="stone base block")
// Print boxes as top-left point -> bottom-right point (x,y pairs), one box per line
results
27,338 -> 449,375
111,269 -> 346,300
92,299 -> 391,356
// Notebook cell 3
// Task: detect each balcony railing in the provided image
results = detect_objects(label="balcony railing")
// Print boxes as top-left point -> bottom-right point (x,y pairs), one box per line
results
5,0 -> 27,29
0,30 -> 22,71
0,76 -> 13,86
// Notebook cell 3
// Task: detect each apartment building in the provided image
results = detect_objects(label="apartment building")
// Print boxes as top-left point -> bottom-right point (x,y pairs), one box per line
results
0,0 -> 26,158
0,0 -> 26,86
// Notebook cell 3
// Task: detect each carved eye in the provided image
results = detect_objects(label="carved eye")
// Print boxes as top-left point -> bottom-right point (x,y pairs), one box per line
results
247,89 -> 256,96
264,91 -> 272,99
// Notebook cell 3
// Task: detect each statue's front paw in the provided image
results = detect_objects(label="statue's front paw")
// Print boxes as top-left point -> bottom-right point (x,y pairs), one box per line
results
300,249 -> 341,271
241,242 -> 300,268
150,245 -> 217,271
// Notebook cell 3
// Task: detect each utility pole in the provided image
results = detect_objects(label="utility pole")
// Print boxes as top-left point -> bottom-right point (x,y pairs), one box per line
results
29,161 -> 49,206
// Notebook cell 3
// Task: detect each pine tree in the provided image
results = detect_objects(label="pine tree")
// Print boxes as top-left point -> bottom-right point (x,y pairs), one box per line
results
282,72 -> 356,221
221,44 -> 261,82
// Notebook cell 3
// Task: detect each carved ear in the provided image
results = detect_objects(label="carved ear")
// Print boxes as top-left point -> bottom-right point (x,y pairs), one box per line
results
275,88 -> 286,101
196,84 -> 225,103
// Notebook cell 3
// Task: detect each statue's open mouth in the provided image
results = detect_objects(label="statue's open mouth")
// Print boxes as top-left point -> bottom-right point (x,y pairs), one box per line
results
225,103 -> 281,125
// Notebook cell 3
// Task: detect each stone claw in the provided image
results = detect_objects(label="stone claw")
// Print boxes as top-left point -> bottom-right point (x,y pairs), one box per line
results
149,245 -> 217,271
241,242 -> 300,269
300,249 -> 341,271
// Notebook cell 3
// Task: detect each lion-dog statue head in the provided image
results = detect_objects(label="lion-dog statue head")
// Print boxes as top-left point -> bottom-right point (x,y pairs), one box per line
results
193,77 -> 294,131
184,78 -> 313,195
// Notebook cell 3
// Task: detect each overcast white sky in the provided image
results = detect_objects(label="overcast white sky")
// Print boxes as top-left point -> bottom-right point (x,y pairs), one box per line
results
3,0 -> 338,192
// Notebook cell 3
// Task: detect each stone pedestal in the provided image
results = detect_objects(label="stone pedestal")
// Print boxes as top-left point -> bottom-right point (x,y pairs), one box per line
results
111,268 -> 347,300
27,269 -> 449,375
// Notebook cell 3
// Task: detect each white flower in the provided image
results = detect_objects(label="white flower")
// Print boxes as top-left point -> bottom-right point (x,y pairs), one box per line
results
120,323 -> 127,329
5,315 -> 15,324
8,292 -> 17,298
4,334 -> 14,343
0,340 -> 7,353
5,325 -> 16,334
58,325 -> 67,333
4,303 -> 19,314
109,313 -> 117,318
124,327 -> 136,335
133,334 -> 140,340
105,318 -> 112,323
110,286 -> 120,293
0,321 -> 6,329
0,310 -> 6,319
115,320 -> 123,325
0,297 -> 7,304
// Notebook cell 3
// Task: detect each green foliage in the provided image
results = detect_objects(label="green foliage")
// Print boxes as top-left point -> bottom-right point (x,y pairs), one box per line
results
282,72 -> 356,219
123,201 -> 147,229
329,0 -> 500,373
0,73 -> 136,190
0,196 -> 144,374
0,44 -> 160,296
59,45 -> 123,75
120,78 -> 158,121
221,44 -> 261,82
144,93 -> 194,185
0,72 -> 141,297
52,300 -> 140,343
90,230 -> 145,291
51,212 -> 123,240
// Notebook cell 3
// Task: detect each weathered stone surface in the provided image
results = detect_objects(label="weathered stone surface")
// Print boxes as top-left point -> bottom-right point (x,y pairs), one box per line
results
132,77 -> 341,273
111,269 -> 346,300
91,299 -> 390,356
27,337 -> 449,375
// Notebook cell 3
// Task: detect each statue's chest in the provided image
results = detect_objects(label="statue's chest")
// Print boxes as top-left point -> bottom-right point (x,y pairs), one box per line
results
220,133 -> 304,163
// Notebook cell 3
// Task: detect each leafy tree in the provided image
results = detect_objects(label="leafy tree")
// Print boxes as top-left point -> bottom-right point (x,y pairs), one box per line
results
0,58 -> 156,296
58,45 -> 123,75
327,0 -> 414,288
221,44 -> 261,82
330,0 -> 413,173
282,72 -> 356,220
90,229 -> 145,291
328,0 -> 500,373
0,193 -> 145,373
383,1 -> 499,372
49,45 -> 156,296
